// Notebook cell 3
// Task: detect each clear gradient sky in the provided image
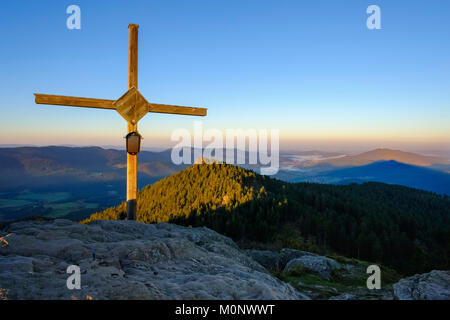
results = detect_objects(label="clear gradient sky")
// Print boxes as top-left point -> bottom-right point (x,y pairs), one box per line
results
0,0 -> 449,153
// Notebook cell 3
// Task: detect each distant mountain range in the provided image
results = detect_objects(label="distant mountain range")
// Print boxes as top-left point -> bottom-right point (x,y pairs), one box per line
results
0,146 -> 184,190
295,160 -> 450,195
309,148 -> 449,168
1,146 -> 449,195
0,146 -> 189,221
280,148 -> 449,169
276,148 -> 450,195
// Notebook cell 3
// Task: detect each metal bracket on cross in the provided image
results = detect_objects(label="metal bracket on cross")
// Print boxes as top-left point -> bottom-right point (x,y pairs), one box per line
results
114,87 -> 150,125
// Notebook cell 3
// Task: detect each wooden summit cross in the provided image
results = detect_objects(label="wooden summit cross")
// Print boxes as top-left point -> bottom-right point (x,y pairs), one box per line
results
34,24 -> 207,220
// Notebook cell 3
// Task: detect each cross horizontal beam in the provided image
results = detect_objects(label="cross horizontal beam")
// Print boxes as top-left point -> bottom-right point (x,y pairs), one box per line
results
34,94 -> 114,109
34,93 -> 207,116
149,103 -> 207,116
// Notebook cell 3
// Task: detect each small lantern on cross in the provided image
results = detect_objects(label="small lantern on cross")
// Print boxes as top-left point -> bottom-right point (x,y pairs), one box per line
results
125,132 -> 142,155
34,24 -> 207,220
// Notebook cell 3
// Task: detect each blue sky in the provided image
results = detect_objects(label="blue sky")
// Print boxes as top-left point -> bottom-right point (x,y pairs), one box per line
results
0,0 -> 449,153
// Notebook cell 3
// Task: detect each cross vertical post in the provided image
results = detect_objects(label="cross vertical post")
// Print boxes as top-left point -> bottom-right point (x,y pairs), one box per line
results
127,24 -> 139,220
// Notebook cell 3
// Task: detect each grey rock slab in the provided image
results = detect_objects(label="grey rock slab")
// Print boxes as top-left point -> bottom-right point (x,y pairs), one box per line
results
283,255 -> 341,280
245,248 -> 315,272
0,219 -> 309,300
393,270 -> 450,300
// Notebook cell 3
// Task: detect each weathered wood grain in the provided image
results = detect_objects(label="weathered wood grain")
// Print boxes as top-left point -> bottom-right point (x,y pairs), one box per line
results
126,24 -> 139,220
128,24 -> 139,90
35,94 -> 207,116
34,94 -> 115,109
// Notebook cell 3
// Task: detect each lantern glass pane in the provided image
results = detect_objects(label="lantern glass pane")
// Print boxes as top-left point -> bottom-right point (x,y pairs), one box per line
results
126,133 -> 141,154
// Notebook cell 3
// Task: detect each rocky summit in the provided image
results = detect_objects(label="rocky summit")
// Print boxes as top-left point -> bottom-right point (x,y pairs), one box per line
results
0,219 -> 307,300
0,219 -> 448,300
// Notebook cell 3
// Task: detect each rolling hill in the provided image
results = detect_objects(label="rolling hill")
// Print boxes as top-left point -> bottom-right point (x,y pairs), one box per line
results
308,148 -> 449,168
83,163 -> 450,275
0,146 -> 187,221
297,160 -> 450,195
0,146 -> 184,190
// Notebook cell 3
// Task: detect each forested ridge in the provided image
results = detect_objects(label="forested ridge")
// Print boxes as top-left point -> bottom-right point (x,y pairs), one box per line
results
82,163 -> 450,275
